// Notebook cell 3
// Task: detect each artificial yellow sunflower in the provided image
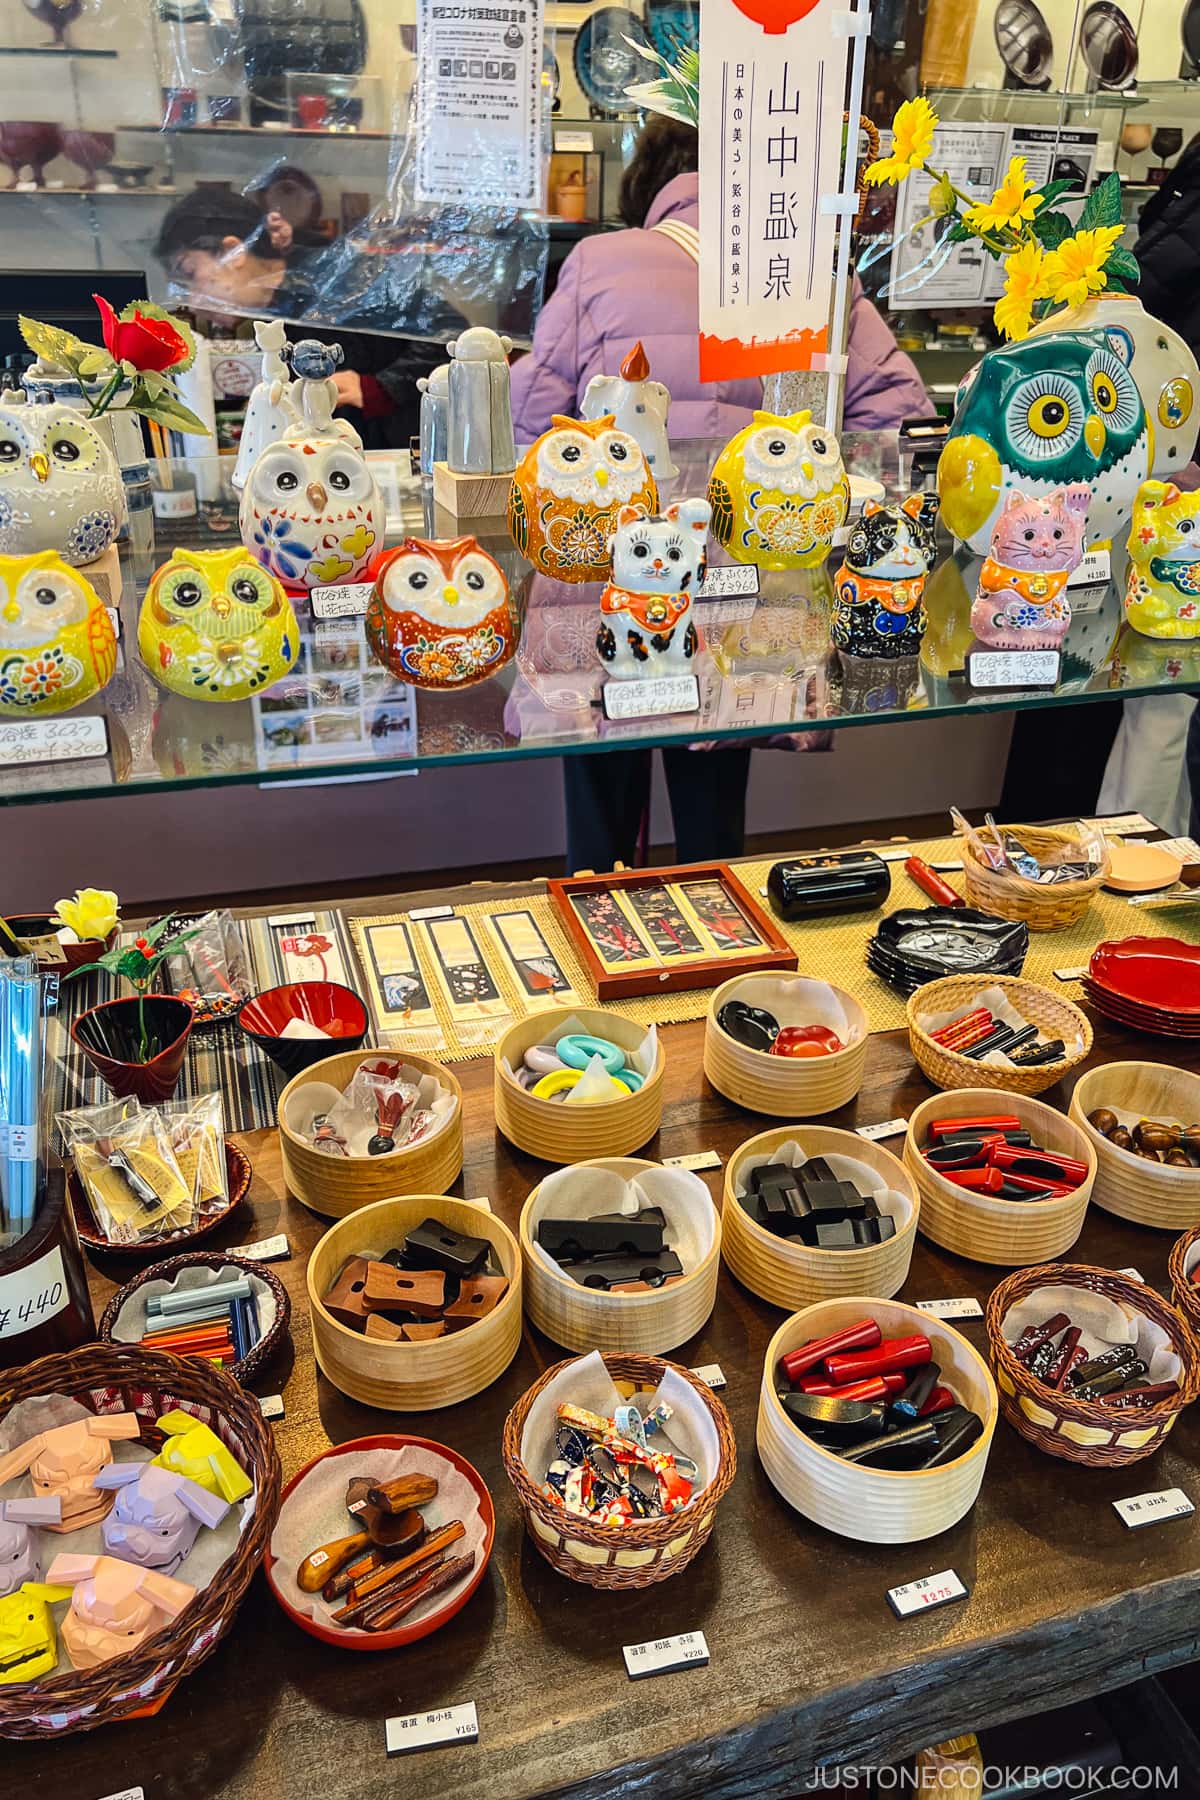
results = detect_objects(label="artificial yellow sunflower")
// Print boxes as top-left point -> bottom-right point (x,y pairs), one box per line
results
929,174 -> 957,218
993,240 -> 1048,342
864,96 -> 938,186
1039,225 -> 1124,310
963,156 -> 1043,235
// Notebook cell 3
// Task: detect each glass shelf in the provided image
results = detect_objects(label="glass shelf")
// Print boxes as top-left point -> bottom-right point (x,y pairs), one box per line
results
928,84 -> 1148,112
122,123 -> 393,141
0,185 -> 177,197
2,434 -> 1195,809
0,44 -> 118,57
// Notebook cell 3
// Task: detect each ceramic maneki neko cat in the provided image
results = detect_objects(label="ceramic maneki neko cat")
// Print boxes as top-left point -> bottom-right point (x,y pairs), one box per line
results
597,498 -> 711,679
969,485 -> 1090,651
1125,479 -> 1200,641
832,494 -> 938,659
508,414 -> 657,584
366,535 -> 516,689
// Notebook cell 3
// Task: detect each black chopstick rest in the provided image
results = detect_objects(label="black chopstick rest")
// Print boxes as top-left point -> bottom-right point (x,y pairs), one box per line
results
919,1407 -> 984,1467
889,1361 -> 940,1421
404,1218 -> 490,1278
778,1392 -> 888,1442
571,1249 -> 684,1290
538,1212 -> 665,1259
839,1420 -> 940,1465
1009,1039 -> 1065,1068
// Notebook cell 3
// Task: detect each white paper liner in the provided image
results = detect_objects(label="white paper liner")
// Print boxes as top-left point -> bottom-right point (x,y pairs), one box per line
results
718,975 -> 862,1047
517,1348 -> 719,1511
732,1140 -> 915,1235
1002,1283 -> 1182,1385
280,1019 -> 331,1041
281,1060 -> 458,1159
268,1443 -> 485,1638
109,1263 -> 279,1347
528,1165 -> 716,1279
501,1015 -> 658,1091
916,984 -> 1084,1067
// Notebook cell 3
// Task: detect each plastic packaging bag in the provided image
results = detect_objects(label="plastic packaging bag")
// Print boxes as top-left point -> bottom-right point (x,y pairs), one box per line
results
161,1092 -> 228,1214
951,809 -> 1107,885
56,1097 -> 193,1245
163,911 -> 251,1023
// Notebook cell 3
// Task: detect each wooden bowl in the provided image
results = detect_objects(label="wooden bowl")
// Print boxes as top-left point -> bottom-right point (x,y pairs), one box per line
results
68,1139 -> 251,1259
238,981 -> 369,1077
278,1048 -> 463,1219
1069,1062 -> 1200,1231
959,822 -> 1108,931
519,1157 -> 721,1354
722,1125 -> 919,1310
703,974 -> 869,1117
494,1007 -> 664,1164
757,1296 -> 998,1543
306,1195 -> 522,1410
98,1249 -> 291,1385
907,973 -> 1092,1098
903,1089 -> 1094,1265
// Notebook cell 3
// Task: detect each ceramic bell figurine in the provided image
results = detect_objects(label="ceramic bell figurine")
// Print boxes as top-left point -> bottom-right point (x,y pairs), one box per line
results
447,327 -> 516,476
969,485 -> 1090,650
1125,479 -> 1200,639
597,498 -> 710,678
240,422 -> 382,589
0,1582 -> 71,1684
0,394 -> 125,565
149,1410 -> 253,1503
139,547 -> 299,701
95,1463 -> 230,1576
0,550 -> 117,717
232,318 -> 293,492
417,362 -> 450,476
938,327 -> 1148,555
367,535 -> 516,688
582,340 -> 677,479
0,1413 -> 140,1532
508,413 -> 657,583
833,495 -> 939,659
0,1497 -> 61,1598
708,410 -> 850,570
46,1552 -> 195,1670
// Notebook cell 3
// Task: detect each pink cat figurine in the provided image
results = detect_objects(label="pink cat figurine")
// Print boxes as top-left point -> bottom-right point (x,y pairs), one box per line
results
970,486 -> 1090,650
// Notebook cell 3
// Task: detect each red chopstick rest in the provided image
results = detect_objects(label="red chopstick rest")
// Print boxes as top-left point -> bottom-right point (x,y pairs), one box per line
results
917,1384 -> 957,1416
781,1319 -> 882,1383
987,1144 -> 1089,1185
905,856 -> 964,908
927,1114 -> 1021,1141
825,1334 -> 932,1384
798,1373 -> 907,1401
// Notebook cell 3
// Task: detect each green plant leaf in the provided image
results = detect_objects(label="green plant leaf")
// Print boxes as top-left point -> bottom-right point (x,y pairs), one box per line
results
1079,171 -> 1123,232
1107,246 -> 1141,283
1035,178 -> 1081,210
18,315 -> 90,373
945,218 -> 971,243
127,394 -> 211,437
1106,275 -> 1128,293
1032,209 -> 1073,250
76,349 -> 115,379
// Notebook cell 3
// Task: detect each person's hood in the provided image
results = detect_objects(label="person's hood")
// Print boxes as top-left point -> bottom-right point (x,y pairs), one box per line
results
644,172 -> 699,229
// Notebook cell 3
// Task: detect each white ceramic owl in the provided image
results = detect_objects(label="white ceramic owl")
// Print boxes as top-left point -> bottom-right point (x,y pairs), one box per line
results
708,409 -> 850,570
239,426 -> 382,590
0,400 -> 125,567
0,549 -> 117,716
507,414 -> 658,582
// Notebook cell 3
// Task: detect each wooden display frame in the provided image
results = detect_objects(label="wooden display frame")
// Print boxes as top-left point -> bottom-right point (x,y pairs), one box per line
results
547,861 -> 797,1000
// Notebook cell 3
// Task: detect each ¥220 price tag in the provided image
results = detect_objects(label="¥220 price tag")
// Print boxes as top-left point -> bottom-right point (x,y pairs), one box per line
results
623,1630 -> 709,1679
887,1569 -> 969,1619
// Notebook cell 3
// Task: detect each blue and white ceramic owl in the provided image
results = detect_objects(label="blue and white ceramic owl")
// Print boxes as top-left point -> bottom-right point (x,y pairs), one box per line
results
937,325 -> 1149,555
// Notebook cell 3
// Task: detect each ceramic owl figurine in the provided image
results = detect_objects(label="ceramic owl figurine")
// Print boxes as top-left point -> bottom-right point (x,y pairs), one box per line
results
1125,479 -> 1200,640
366,536 -> 516,689
707,409 -> 849,570
138,547 -> 299,700
582,341 -> 677,479
0,399 -> 124,566
969,486 -> 1090,651
833,494 -> 939,659
597,498 -> 710,679
239,425 -> 382,589
0,550 -> 117,717
508,413 -> 657,583
938,327 -> 1148,556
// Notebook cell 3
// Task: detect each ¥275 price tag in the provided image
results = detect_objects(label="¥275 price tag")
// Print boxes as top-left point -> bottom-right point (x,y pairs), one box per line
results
887,1569 -> 969,1619
857,1118 -> 908,1143
386,1701 -> 479,1755
916,1298 -> 983,1322
690,1363 -> 727,1390
623,1630 -> 709,1679
1113,1488 -> 1194,1530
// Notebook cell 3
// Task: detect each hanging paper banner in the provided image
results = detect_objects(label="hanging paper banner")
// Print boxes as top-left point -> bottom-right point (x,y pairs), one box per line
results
698,0 -> 852,382
414,0 -> 544,209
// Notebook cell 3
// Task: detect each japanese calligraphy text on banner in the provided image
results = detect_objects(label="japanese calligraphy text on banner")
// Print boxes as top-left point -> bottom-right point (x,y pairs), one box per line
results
698,0 -> 852,382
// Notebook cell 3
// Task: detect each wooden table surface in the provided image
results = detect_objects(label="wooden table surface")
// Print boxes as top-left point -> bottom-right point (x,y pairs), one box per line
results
14,937 -> 1200,1798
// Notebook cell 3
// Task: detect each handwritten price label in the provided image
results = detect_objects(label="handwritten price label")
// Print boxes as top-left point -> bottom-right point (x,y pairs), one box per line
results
1113,1488 -> 1194,1530
602,674 -> 700,721
623,1630 -> 710,1679
887,1569 -> 969,1619
386,1701 -> 478,1755
968,650 -> 1060,690
0,1246 -> 69,1341
0,715 -> 108,766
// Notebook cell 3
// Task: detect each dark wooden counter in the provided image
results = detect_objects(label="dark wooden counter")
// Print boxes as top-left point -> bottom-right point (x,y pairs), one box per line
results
11,904 -> 1200,1799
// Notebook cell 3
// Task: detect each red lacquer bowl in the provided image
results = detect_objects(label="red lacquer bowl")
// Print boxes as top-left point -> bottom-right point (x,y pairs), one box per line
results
237,981 -> 368,1077
264,1433 -> 494,1651
1090,938 -> 1200,1014
70,995 -> 195,1103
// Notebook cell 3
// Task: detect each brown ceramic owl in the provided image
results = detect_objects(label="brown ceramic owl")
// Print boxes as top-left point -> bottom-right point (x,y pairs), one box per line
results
366,535 -> 516,689
507,413 -> 657,583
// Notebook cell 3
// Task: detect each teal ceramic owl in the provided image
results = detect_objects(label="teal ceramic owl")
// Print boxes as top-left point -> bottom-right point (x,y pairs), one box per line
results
937,326 -> 1149,556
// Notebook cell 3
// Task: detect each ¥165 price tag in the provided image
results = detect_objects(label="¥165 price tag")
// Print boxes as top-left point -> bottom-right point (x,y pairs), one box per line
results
1113,1488 -> 1194,1530
238,1234 -> 290,1262
258,1394 -> 285,1421
386,1701 -> 479,1755
916,1298 -> 983,1322
623,1630 -> 710,1679
887,1570 -> 969,1619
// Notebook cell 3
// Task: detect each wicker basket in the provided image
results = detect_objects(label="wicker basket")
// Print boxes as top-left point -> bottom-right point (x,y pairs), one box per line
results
1168,1224 -> 1200,1343
502,1352 -> 737,1588
703,974 -> 869,1117
903,1088 -> 1095,1265
495,1007 -> 665,1164
985,1263 -> 1200,1466
907,973 -> 1093,1098
98,1251 -> 292,1385
958,823 -> 1109,931
1069,1063 -> 1200,1231
0,1343 -> 281,1738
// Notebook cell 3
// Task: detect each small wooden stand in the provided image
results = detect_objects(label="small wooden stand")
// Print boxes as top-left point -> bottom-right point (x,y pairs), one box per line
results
432,461 -> 512,521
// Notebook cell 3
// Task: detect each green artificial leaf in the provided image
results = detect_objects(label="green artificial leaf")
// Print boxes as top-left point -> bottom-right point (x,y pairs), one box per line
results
1035,178 -> 1082,210
115,946 -> 152,981
128,394 -> 212,437
1032,209 -> 1073,250
1079,171 -> 1123,232
76,349 -> 115,379
945,218 -> 971,244
1106,275 -> 1128,293
135,370 -> 170,401
1107,246 -> 1141,283
18,315 -> 89,374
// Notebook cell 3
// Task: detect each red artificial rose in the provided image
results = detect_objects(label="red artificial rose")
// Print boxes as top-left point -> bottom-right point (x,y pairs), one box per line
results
93,294 -> 188,373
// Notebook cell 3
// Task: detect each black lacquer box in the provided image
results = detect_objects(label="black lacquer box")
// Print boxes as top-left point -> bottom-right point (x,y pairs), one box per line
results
767,853 -> 892,921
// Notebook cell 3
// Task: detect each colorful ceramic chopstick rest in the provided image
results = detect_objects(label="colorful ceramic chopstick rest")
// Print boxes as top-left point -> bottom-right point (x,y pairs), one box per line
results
969,486 -> 1090,651
707,409 -> 849,570
0,550 -> 117,718
94,1463 -> 230,1575
0,1498 -> 61,1596
150,1410 -> 254,1504
1124,480 -> 1200,640
0,1413 -> 141,1531
366,537 -> 517,689
240,422 -> 382,589
507,413 -> 657,583
832,496 -> 938,659
138,547 -> 300,701
45,1552 -> 196,1669
596,499 -> 710,679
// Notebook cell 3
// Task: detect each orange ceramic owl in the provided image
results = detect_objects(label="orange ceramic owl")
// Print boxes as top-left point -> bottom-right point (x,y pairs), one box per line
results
508,413 -> 656,583
366,535 -> 516,689
0,549 -> 117,717
138,547 -> 299,701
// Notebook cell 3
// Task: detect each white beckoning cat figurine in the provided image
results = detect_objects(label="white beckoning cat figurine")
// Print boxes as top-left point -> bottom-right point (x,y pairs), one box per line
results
232,318 -> 292,493
597,498 -> 710,679
582,341 -> 677,480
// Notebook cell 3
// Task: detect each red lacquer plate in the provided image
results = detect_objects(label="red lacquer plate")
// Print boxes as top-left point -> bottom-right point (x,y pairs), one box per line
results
1089,938 -> 1200,1013
264,1433 -> 494,1652
1083,993 -> 1200,1037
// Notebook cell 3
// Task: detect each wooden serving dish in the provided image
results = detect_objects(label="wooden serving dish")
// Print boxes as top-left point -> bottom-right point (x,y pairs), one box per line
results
757,1297 -> 998,1544
519,1157 -> 721,1355
722,1126 -> 919,1311
903,1089 -> 1094,1265
703,974 -> 869,1117
1068,1062 -> 1200,1231
277,1048 -> 463,1219
306,1195 -> 522,1410
494,1006 -> 664,1164
907,973 -> 1092,1098
68,1140 -> 251,1259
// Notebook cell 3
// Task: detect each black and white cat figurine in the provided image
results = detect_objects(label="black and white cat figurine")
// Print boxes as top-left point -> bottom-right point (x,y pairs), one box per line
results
596,498 -> 710,678
833,494 -> 938,660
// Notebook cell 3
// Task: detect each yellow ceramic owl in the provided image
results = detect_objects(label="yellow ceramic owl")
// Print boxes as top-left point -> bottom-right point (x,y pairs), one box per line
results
707,409 -> 850,571
0,550 -> 117,717
138,547 -> 299,702
508,413 -> 657,583
1125,479 -> 1200,640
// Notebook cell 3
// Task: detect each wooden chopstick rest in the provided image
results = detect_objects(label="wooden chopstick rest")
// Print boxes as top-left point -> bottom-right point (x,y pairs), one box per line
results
298,1531 -> 372,1591
348,1519 -> 465,1604
364,1472 -> 439,1515
361,1551 -> 476,1632
443,1274 -> 509,1329
364,1314 -> 405,1342
362,1262 -> 446,1318
402,1321 -> 448,1340
321,1256 -> 374,1330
